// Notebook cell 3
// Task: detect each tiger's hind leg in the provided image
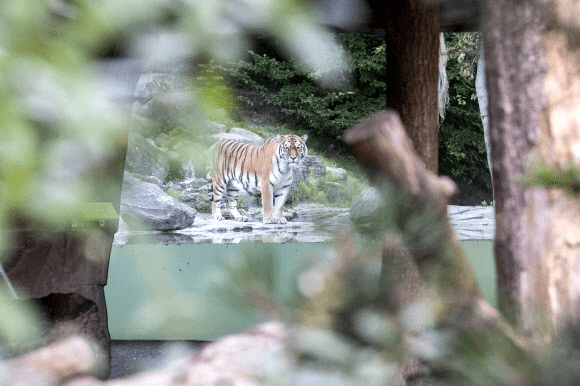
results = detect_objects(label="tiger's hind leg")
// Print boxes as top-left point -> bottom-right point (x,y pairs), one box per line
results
212,181 -> 226,221
226,186 -> 249,222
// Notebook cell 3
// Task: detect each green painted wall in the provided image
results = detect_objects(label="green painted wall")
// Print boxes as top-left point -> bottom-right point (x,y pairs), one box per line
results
106,240 -> 495,340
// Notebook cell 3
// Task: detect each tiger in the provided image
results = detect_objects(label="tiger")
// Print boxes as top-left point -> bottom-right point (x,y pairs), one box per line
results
209,134 -> 308,224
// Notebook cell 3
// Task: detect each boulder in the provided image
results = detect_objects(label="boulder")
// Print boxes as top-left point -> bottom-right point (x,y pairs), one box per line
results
286,155 -> 326,203
190,178 -> 210,190
120,172 -> 196,231
326,167 -> 347,182
124,131 -> 169,183
141,59 -> 195,76
165,181 -> 183,192
288,166 -> 308,203
206,121 -> 228,134
133,73 -> 188,103
134,92 -> 198,131
211,128 -> 265,146
349,187 -> 383,225
131,173 -> 164,188
303,155 -> 326,178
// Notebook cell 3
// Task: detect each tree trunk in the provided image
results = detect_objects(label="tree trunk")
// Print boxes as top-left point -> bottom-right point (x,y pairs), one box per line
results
386,0 -> 440,174
475,45 -> 493,195
482,0 -> 580,340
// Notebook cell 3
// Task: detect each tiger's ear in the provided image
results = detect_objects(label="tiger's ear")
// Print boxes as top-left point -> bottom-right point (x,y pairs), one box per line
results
276,134 -> 284,142
301,134 -> 308,143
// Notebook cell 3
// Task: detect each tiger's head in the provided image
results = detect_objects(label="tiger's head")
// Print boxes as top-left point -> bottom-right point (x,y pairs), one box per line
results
276,134 -> 308,167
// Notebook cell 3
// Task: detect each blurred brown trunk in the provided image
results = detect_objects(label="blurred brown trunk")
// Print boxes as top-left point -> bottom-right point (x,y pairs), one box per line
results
482,0 -> 580,340
386,0 -> 440,174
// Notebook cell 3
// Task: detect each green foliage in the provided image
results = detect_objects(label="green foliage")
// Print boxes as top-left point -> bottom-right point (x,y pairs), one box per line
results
236,196 -> 247,209
293,180 -> 329,205
522,160 -> 580,197
166,188 -> 184,199
196,33 -> 386,139
292,173 -> 369,208
446,32 -> 481,81
439,33 -> 490,188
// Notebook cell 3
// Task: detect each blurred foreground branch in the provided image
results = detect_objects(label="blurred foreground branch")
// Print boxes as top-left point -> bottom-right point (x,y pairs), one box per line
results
344,110 -> 480,301
2,336 -> 106,386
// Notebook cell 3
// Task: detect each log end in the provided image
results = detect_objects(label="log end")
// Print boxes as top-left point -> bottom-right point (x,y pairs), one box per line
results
343,110 -> 401,145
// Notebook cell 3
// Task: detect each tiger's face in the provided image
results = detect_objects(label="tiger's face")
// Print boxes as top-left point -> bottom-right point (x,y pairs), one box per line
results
276,134 -> 308,167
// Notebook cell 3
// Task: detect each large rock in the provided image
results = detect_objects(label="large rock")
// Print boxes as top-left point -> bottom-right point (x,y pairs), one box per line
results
211,128 -> 265,145
120,172 -> 196,231
133,73 -> 188,103
134,92 -> 198,132
326,167 -> 347,182
288,166 -> 308,203
124,131 -> 170,183
302,156 -> 326,178
287,155 -> 327,203
349,187 -> 383,225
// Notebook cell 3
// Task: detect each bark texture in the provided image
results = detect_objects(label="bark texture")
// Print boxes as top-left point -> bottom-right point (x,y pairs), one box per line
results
386,0 -> 440,173
483,0 -> 580,339
527,28 -> 580,335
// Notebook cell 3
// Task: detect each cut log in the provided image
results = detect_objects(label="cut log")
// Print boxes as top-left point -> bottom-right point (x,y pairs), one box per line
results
344,110 -> 480,300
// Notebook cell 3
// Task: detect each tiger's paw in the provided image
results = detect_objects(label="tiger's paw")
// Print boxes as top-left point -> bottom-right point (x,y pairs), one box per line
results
234,216 -> 249,222
263,218 -> 277,224
277,217 -> 287,224
214,215 -> 224,221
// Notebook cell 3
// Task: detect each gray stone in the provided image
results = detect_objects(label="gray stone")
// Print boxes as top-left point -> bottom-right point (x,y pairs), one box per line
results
191,178 -> 210,190
326,167 -> 347,182
120,172 -> 196,231
349,187 -> 382,225
165,181 -> 182,192
288,166 -> 308,203
141,59 -> 195,76
140,175 -> 163,188
303,155 -> 326,178
134,91 -> 196,127
206,121 -> 227,134
292,204 -> 350,227
133,73 -> 188,103
124,131 -> 169,183
211,128 -> 265,146
287,155 -> 327,203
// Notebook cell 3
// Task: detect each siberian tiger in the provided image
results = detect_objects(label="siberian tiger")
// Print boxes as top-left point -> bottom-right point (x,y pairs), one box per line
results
210,134 -> 308,224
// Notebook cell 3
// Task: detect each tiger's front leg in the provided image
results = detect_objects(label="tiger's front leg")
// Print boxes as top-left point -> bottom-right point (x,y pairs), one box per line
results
272,188 -> 290,224
261,175 -> 278,224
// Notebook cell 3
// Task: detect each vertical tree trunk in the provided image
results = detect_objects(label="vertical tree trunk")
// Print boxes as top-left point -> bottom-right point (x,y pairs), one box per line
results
481,0 -> 547,333
482,0 -> 580,339
386,0 -> 440,174
475,46 -> 493,195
